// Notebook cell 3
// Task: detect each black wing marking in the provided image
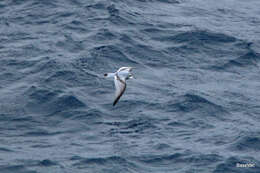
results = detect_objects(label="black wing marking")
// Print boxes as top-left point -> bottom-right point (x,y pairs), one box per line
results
113,75 -> 126,106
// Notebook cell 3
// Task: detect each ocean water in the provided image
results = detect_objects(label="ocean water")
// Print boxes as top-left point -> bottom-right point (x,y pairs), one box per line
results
0,0 -> 260,172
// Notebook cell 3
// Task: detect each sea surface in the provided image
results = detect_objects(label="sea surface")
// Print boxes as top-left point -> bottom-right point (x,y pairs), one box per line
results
0,0 -> 260,172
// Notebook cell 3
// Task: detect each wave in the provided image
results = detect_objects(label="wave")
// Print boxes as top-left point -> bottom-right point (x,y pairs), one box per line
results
72,156 -> 138,172
25,86 -> 85,114
165,93 -> 228,117
107,4 -> 136,26
209,49 -> 260,72
104,117 -> 157,135
88,44 -> 139,68
231,135 -> 260,152
0,165 -> 37,173
155,30 -> 236,44
38,159 -> 58,167
223,50 -> 260,69
0,147 -> 14,153
55,34 -> 85,53
88,28 -> 117,42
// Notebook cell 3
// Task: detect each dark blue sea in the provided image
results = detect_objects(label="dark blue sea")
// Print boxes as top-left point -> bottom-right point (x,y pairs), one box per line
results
1,0 -> 260,172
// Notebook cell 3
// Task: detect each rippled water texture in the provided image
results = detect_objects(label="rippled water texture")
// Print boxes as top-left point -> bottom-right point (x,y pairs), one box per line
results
1,0 -> 260,172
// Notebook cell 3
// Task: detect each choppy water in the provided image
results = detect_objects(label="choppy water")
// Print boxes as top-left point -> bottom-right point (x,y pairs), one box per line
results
1,0 -> 260,172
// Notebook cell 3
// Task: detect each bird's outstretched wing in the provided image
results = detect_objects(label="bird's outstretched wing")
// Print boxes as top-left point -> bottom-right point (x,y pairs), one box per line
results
113,75 -> 126,106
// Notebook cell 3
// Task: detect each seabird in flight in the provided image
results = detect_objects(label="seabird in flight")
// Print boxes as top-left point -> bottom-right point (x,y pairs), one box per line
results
104,67 -> 134,106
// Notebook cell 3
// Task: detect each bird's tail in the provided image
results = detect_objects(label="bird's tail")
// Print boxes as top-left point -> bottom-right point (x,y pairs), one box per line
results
104,72 -> 115,78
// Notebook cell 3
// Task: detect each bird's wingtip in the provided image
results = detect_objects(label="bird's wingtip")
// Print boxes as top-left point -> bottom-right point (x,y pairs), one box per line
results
113,101 -> 117,106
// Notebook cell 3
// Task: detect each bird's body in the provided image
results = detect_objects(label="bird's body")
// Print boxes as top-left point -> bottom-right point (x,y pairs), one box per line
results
104,67 -> 134,106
